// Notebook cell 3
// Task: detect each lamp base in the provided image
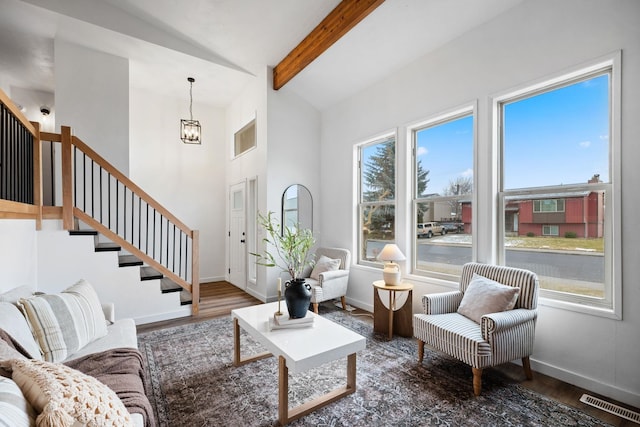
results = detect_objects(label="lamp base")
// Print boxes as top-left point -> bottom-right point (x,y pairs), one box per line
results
383,270 -> 401,286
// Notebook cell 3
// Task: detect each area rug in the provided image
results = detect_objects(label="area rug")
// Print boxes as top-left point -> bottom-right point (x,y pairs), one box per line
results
137,306 -> 609,427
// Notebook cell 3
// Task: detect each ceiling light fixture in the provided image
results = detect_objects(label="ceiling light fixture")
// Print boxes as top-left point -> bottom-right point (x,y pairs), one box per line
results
180,77 -> 201,144
40,106 -> 50,116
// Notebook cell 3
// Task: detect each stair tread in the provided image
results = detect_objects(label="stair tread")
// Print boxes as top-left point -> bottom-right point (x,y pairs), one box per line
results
140,266 -> 162,280
119,255 -> 143,267
69,230 -> 98,236
95,242 -> 121,252
180,289 -> 192,305
161,278 -> 182,293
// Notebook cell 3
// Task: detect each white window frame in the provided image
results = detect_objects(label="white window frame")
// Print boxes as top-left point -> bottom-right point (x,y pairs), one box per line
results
356,132 -> 397,267
534,199 -> 565,213
542,225 -> 559,236
409,104 -> 477,281
494,52 -> 622,319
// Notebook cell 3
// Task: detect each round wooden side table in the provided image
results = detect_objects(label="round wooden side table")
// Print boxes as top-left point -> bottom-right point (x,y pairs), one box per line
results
372,280 -> 413,340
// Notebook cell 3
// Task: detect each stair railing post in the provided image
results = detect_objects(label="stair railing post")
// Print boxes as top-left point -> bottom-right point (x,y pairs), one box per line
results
191,230 -> 200,316
31,121 -> 43,230
61,126 -> 73,230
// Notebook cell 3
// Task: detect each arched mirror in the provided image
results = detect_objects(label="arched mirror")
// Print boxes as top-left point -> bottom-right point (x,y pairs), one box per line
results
282,184 -> 312,233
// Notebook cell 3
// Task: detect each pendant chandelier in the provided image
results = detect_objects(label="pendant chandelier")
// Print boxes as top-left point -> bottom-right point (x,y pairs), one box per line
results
180,77 -> 201,144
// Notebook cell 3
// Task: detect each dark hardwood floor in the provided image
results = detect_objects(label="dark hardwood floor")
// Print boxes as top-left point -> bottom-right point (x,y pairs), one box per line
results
137,281 -> 639,426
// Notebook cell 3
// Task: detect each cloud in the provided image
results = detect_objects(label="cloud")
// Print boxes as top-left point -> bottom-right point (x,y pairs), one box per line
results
579,141 -> 591,148
599,134 -> 609,141
461,168 -> 473,177
417,146 -> 428,156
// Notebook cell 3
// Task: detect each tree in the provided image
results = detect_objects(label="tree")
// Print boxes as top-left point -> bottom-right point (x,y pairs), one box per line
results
416,159 -> 429,197
442,176 -> 473,220
443,176 -> 473,196
362,140 -> 395,203
362,140 -> 429,244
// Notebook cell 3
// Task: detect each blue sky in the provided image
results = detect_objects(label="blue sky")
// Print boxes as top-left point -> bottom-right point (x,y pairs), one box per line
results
416,73 -> 610,193
416,115 -> 474,195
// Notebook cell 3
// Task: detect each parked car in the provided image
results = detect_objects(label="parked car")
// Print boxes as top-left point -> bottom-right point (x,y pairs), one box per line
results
441,222 -> 464,233
417,222 -> 446,238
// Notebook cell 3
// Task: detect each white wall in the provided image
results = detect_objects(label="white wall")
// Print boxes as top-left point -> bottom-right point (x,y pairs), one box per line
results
224,68 -> 321,302
129,87 -> 226,282
0,220 -> 37,291
225,69 -> 268,300
319,0 -> 639,407
265,73 -> 321,299
55,40 -> 129,174
35,220 -> 188,323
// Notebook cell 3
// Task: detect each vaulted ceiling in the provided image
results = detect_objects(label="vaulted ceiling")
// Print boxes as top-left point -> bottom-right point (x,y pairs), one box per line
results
0,0 -> 522,112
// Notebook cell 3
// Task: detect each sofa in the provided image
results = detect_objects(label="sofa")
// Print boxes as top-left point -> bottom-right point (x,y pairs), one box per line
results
0,280 -> 153,427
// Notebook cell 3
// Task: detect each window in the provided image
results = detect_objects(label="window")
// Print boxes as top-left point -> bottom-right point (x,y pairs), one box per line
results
234,119 -> 256,157
498,54 -> 620,316
358,135 -> 396,264
411,108 -> 474,279
534,199 -> 565,212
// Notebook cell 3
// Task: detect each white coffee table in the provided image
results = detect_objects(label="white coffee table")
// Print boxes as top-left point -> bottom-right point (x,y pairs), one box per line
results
231,302 -> 366,425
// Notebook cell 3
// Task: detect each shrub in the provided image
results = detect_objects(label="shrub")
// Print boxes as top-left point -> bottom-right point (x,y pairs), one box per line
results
526,232 -> 535,237
565,231 -> 577,238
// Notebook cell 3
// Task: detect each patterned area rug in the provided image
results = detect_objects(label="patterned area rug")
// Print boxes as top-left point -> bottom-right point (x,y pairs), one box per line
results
137,305 -> 609,427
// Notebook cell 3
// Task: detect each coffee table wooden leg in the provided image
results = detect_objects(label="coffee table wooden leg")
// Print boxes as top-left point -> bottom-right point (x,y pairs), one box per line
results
278,356 -> 288,425
232,318 -> 272,367
278,353 -> 357,425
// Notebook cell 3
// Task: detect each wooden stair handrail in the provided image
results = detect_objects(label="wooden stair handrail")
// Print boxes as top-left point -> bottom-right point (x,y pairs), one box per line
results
0,89 -> 36,136
70,134 -> 194,237
76,209 -> 192,292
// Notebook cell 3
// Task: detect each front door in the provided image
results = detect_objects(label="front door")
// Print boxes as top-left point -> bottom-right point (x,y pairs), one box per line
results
229,182 -> 246,289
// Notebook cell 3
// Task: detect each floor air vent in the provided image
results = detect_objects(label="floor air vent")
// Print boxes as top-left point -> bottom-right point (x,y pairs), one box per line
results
580,394 -> 640,423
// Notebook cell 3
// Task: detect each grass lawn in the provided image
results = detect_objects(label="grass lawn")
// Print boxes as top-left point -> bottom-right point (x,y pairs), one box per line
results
506,236 -> 603,253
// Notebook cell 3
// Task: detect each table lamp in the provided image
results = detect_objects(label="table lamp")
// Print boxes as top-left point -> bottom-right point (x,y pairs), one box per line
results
377,243 -> 405,286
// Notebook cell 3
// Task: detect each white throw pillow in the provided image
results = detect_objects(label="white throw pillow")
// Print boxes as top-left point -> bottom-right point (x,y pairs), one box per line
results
310,256 -> 341,281
0,302 -> 43,360
0,376 -> 36,427
18,280 -> 107,362
0,286 -> 34,304
457,273 -> 520,323
5,358 -> 132,427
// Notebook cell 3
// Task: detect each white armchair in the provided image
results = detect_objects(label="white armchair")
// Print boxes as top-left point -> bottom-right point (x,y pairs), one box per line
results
303,247 -> 351,314
413,262 -> 539,396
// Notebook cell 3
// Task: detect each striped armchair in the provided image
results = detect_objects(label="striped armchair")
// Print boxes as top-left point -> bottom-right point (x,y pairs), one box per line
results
413,262 -> 539,396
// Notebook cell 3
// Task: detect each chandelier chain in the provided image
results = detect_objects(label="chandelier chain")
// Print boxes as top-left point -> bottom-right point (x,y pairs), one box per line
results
189,80 -> 194,120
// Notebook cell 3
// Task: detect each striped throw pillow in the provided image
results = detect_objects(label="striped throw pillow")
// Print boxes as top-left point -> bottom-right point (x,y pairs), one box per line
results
18,280 -> 108,363
0,377 -> 36,427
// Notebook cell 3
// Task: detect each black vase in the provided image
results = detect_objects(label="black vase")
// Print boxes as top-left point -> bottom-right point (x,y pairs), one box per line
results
284,278 -> 312,318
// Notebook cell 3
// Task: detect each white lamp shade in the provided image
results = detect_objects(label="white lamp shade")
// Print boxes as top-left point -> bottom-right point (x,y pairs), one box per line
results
377,243 -> 406,262
377,244 -> 405,286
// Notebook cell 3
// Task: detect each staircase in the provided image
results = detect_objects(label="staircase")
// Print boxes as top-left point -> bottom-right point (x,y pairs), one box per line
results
0,88 -> 200,316
69,228 -> 193,306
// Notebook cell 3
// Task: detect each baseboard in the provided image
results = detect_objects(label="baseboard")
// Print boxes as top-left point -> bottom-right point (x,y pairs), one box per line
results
344,296 -> 372,313
530,358 -> 639,408
200,275 -> 225,283
134,307 -> 191,325
244,286 -> 266,303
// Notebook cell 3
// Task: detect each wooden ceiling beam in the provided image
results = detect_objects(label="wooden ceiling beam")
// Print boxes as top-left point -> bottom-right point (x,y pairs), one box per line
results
273,0 -> 385,90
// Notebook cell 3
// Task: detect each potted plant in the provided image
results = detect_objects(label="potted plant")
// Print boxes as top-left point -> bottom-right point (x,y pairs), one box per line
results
251,211 -> 316,318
